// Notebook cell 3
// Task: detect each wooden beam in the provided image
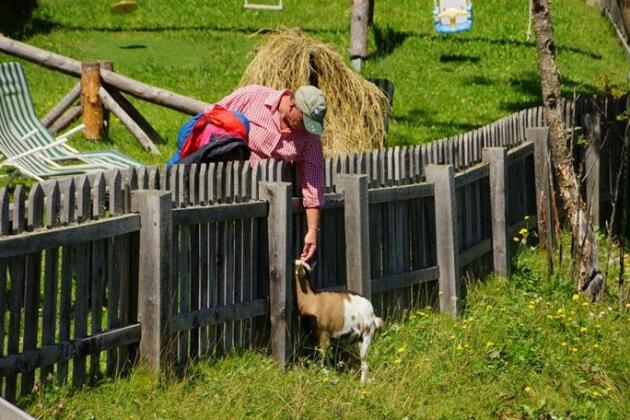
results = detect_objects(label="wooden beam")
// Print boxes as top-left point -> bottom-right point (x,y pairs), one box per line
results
368,182 -> 434,204
131,191 -> 175,374
259,181 -> 293,368
583,113 -> 601,227
350,0 -> 370,72
0,35 -> 209,115
425,164 -> 461,316
172,201 -> 268,226
41,82 -> 81,128
0,215 -> 140,258
48,104 -> 81,134
454,163 -> 489,189
0,324 -> 140,377
99,87 -> 161,156
337,174 -> 371,297
169,299 -> 267,333
483,147 -> 510,276
371,267 -> 439,294
529,127 -> 554,250
105,86 -> 165,145
81,62 -> 105,140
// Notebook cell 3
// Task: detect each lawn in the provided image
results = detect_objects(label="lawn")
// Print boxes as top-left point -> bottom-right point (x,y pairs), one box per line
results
25,239 -> 630,419
0,0 -> 627,167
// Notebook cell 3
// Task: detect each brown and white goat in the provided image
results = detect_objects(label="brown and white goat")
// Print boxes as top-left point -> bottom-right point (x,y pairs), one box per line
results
294,259 -> 384,383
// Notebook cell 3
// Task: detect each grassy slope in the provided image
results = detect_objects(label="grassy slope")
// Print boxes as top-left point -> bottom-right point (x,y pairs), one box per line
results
0,0 -> 626,167
26,241 -> 630,419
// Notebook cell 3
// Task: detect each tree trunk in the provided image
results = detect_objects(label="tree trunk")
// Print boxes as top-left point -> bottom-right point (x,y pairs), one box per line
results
532,0 -> 604,301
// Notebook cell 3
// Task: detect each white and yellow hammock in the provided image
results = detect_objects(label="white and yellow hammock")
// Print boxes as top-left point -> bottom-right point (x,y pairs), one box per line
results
434,0 -> 473,34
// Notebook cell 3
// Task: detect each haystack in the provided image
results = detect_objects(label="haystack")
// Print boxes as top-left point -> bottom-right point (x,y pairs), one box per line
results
240,27 -> 388,156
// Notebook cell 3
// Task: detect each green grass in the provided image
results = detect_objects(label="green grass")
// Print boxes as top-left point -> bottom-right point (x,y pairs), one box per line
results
24,239 -> 630,419
0,0 -> 627,168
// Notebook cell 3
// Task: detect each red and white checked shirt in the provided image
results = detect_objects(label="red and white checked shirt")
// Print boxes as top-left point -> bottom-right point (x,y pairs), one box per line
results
217,85 -> 325,208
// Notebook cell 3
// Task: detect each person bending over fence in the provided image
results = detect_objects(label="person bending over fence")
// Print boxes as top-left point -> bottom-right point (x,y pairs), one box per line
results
169,84 -> 327,262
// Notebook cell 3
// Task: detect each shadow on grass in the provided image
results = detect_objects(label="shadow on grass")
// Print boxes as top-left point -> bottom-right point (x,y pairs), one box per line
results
0,2 -> 56,39
439,54 -> 480,63
395,108 -> 479,132
20,20 -> 603,61
370,24 -> 409,59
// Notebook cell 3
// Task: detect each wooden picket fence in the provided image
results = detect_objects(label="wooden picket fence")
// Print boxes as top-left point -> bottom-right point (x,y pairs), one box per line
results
0,94 -> 626,404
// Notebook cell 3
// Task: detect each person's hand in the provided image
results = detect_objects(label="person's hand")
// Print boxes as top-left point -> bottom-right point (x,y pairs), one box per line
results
301,229 -> 318,261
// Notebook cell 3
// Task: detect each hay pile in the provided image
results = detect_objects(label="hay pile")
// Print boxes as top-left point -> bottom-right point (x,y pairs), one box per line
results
240,28 -> 388,156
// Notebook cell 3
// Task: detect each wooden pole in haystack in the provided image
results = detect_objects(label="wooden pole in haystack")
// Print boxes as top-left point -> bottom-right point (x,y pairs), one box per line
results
532,0 -> 604,301
350,0 -> 370,72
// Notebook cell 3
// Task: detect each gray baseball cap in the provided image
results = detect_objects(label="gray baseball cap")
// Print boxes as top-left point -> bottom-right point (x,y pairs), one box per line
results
295,85 -> 327,135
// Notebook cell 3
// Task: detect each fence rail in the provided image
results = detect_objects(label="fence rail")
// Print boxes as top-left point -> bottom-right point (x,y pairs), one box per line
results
0,94 -> 626,405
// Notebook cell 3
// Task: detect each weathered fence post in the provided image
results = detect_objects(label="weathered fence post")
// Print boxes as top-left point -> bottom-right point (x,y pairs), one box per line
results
350,0 -> 370,72
99,60 -> 113,138
529,127 -> 554,250
336,174 -> 371,298
131,190 -> 175,374
259,181 -> 293,367
483,147 -> 510,277
425,164 -> 461,316
81,62 -> 105,140
583,113 -> 601,227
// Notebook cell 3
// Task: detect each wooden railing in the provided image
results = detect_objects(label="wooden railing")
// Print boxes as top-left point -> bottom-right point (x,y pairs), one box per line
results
0,94 -> 625,407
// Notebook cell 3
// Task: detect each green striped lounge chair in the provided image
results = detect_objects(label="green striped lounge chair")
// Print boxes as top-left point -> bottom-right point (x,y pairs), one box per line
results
0,62 -> 140,181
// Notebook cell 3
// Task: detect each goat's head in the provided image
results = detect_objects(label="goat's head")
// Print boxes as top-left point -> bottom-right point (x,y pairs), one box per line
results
294,259 -> 316,279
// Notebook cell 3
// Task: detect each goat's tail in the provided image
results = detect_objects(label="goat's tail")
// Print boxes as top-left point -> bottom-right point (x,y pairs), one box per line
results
374,317 -> 384,330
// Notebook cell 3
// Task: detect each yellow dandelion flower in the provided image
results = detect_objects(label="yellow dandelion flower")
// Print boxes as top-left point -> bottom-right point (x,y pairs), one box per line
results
561,341 -> 567,347
456,344 -> 463,351
593,344 -> 600,349
524,386 -> 533,394
557,308 -> 565,314
393,358 -> 401,365
449,335 -> 456,339
529,300 -> 536,305
519,228 -> 528,236
592,391 -> 601,397
528,305 -> 535,310
486,341 -> 494,348
571,347 -> 578,353
513,237 -> 520,243
572,294 -> 580,302
580,327 -> 588,333
524,215 -> 530,221
397,347 -> 406,354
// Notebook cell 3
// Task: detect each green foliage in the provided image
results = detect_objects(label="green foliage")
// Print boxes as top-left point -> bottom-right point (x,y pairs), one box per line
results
25,245 -> 630,419
0,0 -> 627,169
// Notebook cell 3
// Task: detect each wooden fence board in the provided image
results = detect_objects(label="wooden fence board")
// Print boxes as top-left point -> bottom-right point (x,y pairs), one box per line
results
41,183 -> 61,384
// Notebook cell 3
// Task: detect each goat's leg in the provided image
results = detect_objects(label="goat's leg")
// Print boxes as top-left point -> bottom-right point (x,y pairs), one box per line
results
359,327 -> 374,384
318,331 -> 330,366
